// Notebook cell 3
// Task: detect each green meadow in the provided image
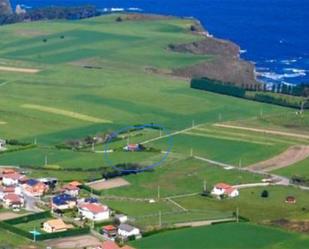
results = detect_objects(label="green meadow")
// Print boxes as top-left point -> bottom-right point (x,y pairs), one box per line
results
130,223 -> 309,249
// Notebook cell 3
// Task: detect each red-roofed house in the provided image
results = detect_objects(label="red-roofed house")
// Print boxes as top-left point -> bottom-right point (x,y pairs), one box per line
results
78,203 -> 110,221
0,186 -> 21,200
61,184 -> 80,197
3,194 -> 24,208
102,225 -> 117,239
2,173 -> 23,186
211,183 -> 239,198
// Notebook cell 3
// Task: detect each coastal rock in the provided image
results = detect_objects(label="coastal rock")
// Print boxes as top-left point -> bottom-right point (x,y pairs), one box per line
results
0,0 -> 12,15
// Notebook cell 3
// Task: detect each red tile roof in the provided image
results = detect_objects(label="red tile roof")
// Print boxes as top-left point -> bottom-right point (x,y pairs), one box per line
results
62,184 -> 79,191
3,173 -> 22,180
102,240 -> 120,249
80,203 -> 108,214
4,194 -> 22,203
215,183 -> 232,190
103,225 -> 117,231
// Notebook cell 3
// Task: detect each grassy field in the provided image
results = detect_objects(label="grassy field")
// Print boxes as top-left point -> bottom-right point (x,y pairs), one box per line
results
273,158 -> 309,179
130,223 -> 309,249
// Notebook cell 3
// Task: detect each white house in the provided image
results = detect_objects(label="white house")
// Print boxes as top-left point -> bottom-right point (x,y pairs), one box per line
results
115,214 -> 128,224
61,184 -> 80,197
118,224 -> 140,238
78,203 -> 110,221
0,186 -> 21,200
2,173 -> 23,186
211,183 -> 239,198
3,194 -> 24,208
0,139 -> 6,150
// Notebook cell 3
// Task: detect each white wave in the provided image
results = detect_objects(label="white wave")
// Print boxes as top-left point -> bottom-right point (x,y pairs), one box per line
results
265,59 -> 276,63
240,49 -> 247,54
128,7 -> 143,11
281,59 -> 297,65
258,71 -> 306,81
111,8 -> 125,12
284,68 -> 308,74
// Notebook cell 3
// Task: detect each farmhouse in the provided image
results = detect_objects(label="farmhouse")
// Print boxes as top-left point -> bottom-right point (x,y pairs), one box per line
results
118,224 -> 141,238
52,194 -> 76,210
3,193 -> 24,208
102,225 -> 117,239
23,179 -> 47,197
61,184 -> 80,197
0,186 -> 21,200
2,172 -> 23,186
43,219 -> 73,233
123,144 -> 141,152
0,139 -> 6,150
78,203 -> 110,221
211,183 -> 239,198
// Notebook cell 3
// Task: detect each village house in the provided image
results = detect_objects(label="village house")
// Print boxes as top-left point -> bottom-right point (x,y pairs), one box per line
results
61,184 -> 80,197
211,183 -> 239,198
78,203 -> 110,221
52,194 -> 76,210
118,224 -> 141,238
123,144 -> 141,152
2,172 -> 23,186
43,219 -> 73,233
3,193 -> 24,208
0,186 -> 21,200
22,179 -> 48,197
0,139 -> 6,150
115,214 -> 128,224
95,240 -> 135,249
102,225 -> 117,239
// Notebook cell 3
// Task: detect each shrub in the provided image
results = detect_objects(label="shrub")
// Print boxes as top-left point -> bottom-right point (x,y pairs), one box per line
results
261,190 -> 269,198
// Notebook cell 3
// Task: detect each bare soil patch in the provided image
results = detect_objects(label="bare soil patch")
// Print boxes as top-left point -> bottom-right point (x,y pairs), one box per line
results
271,219 -> 309,234
88,177 -> 130,190
45,235 -> 101,249
0,211 -> 25,220
0,66 -> 40,74
248,145 -> 309,172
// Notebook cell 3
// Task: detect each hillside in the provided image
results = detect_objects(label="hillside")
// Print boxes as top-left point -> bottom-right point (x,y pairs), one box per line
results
0,0 -> 12,15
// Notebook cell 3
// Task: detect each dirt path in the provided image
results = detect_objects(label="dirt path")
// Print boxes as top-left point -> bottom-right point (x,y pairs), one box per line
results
46,235 -> 101,249
0,66 -> 40,73
248,145 -> 309,172
214,123 -> 309,140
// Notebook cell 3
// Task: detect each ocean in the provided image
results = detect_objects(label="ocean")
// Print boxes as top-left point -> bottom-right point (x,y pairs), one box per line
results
10,0 -> 309,85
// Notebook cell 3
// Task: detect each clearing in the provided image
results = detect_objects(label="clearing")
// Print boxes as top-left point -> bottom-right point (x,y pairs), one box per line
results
87,177 -> 130,190
0,211 -> 26,221
21,104 -> 112,123
248,145 -> 309,172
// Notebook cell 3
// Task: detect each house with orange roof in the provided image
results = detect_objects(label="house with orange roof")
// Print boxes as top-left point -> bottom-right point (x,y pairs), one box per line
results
3,193 -> 24,208
102,225 -> 117,239
0,186 -> 22,200
78,203 -> 110,221
43,219 -> 74,233
61,184 -> 80,197
22,179 -> 48,197
211,183 -> 239,198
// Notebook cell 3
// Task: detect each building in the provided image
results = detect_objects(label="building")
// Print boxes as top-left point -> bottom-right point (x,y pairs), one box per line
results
211,183 -> 239,198
2,172 -> 23,186
38,177 -> 58,189
102,225 -> 117,239
61,184 -> 80,197
285,196 -> 296,204
123,144 -> 141,152
115,214 -> 128,224
52,194 -> 76,210
0,186 -> 21,200
3,193 -> 24,208
78,203 -> 110,221
0,139 -> 6,150
23,179 -> 48,197
118,224 -> 140,238
43,219 -> 73,233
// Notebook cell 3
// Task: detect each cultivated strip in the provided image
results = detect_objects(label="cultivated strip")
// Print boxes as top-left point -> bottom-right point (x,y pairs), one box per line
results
21,104 -> 112,123
0,66 -> 40,74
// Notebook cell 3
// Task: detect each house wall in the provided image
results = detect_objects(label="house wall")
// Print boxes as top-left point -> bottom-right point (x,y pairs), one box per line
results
79,209 -> 110,221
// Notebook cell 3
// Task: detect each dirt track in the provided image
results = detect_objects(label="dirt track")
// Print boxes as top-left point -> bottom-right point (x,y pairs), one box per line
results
248,145 -> 309,172
0,211 -> 25,221
214,124 -> 309,140
0,66 -> 40,73
46,235 -> 101,249
88,177 -> 130,190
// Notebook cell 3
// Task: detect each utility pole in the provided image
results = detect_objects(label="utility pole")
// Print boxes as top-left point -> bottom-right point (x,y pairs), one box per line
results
92,142 -> 95,151
160,129 -> 162,137
260,108 -> 263,118
158,211 -> 162,228
157,185 -> 160,200
203,180 -> 207,192
236,207 -> 239,223
218,113 -> 222,122
34,137 -> 37,145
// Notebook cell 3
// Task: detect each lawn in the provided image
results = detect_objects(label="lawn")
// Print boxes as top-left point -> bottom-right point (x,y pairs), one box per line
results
273,158 -> 309,179
130,223 -> 309,249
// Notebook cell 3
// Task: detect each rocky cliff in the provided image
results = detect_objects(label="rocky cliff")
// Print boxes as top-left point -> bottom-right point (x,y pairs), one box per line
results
0,0 -> 12,15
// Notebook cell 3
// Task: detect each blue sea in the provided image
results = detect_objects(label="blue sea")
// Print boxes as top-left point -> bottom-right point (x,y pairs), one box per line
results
10,0 -> 309,85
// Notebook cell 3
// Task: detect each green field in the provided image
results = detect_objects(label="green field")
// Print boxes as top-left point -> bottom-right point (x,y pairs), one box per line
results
274,158 -> 309,179
130,223 -> 309,249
